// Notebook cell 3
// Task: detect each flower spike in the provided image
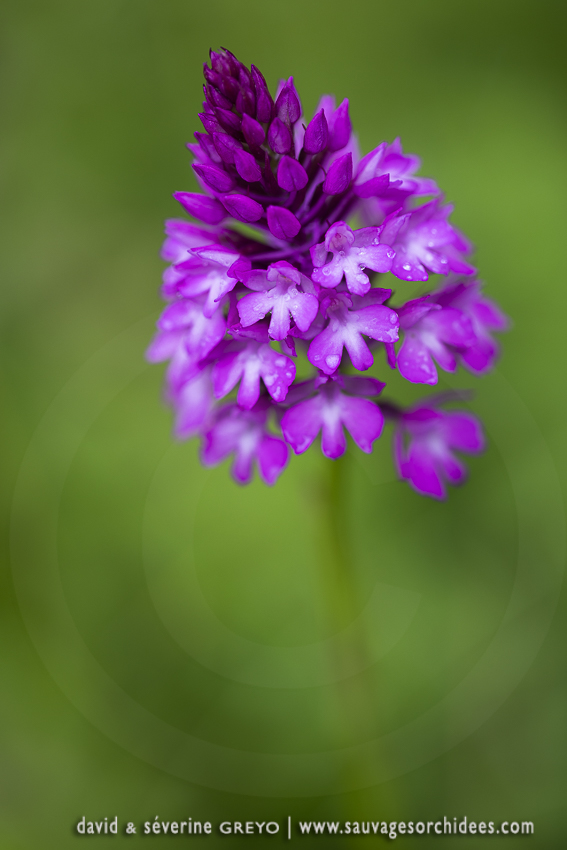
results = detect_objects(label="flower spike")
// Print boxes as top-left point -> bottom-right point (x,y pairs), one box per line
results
148,48 -> 508,491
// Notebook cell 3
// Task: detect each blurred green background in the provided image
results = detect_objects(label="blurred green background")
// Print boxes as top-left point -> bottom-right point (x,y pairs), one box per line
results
2,0 -> 567,846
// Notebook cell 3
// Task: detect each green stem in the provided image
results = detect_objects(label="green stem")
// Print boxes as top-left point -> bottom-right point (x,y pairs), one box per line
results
317,453 -> 396,823
322,455 -> 359,630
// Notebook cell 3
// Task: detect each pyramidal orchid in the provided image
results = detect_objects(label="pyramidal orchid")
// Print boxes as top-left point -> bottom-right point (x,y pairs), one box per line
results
148,48 -> 508,497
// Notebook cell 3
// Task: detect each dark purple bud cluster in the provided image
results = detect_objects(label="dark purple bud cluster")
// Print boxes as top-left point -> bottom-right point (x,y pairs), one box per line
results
148,49 -> 508,498
182,48 -> 359,254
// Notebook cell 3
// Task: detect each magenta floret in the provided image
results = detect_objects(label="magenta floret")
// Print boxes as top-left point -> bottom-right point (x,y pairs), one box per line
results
391,399 -> 485,499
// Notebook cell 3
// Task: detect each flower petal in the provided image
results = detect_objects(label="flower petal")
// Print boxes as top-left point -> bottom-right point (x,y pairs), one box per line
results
281,396 -> 323,454
256,435 -> 289,484
338,396 -> 383,453
397,334 -> 438,384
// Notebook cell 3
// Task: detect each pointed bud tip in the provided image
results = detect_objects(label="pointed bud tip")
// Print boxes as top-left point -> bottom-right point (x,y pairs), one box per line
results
267,206 -> 301,240
323,152 -> 353,195
303,109 -> 328,154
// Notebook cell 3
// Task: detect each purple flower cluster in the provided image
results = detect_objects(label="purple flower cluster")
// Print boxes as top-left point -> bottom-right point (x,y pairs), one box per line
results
148,49 -> 508,498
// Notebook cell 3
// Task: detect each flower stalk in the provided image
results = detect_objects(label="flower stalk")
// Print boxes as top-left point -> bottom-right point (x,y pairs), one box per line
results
316,454 -> 396,815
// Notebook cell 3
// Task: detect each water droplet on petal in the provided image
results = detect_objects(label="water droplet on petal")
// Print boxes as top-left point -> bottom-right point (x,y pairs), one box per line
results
325,354 -> 340,370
